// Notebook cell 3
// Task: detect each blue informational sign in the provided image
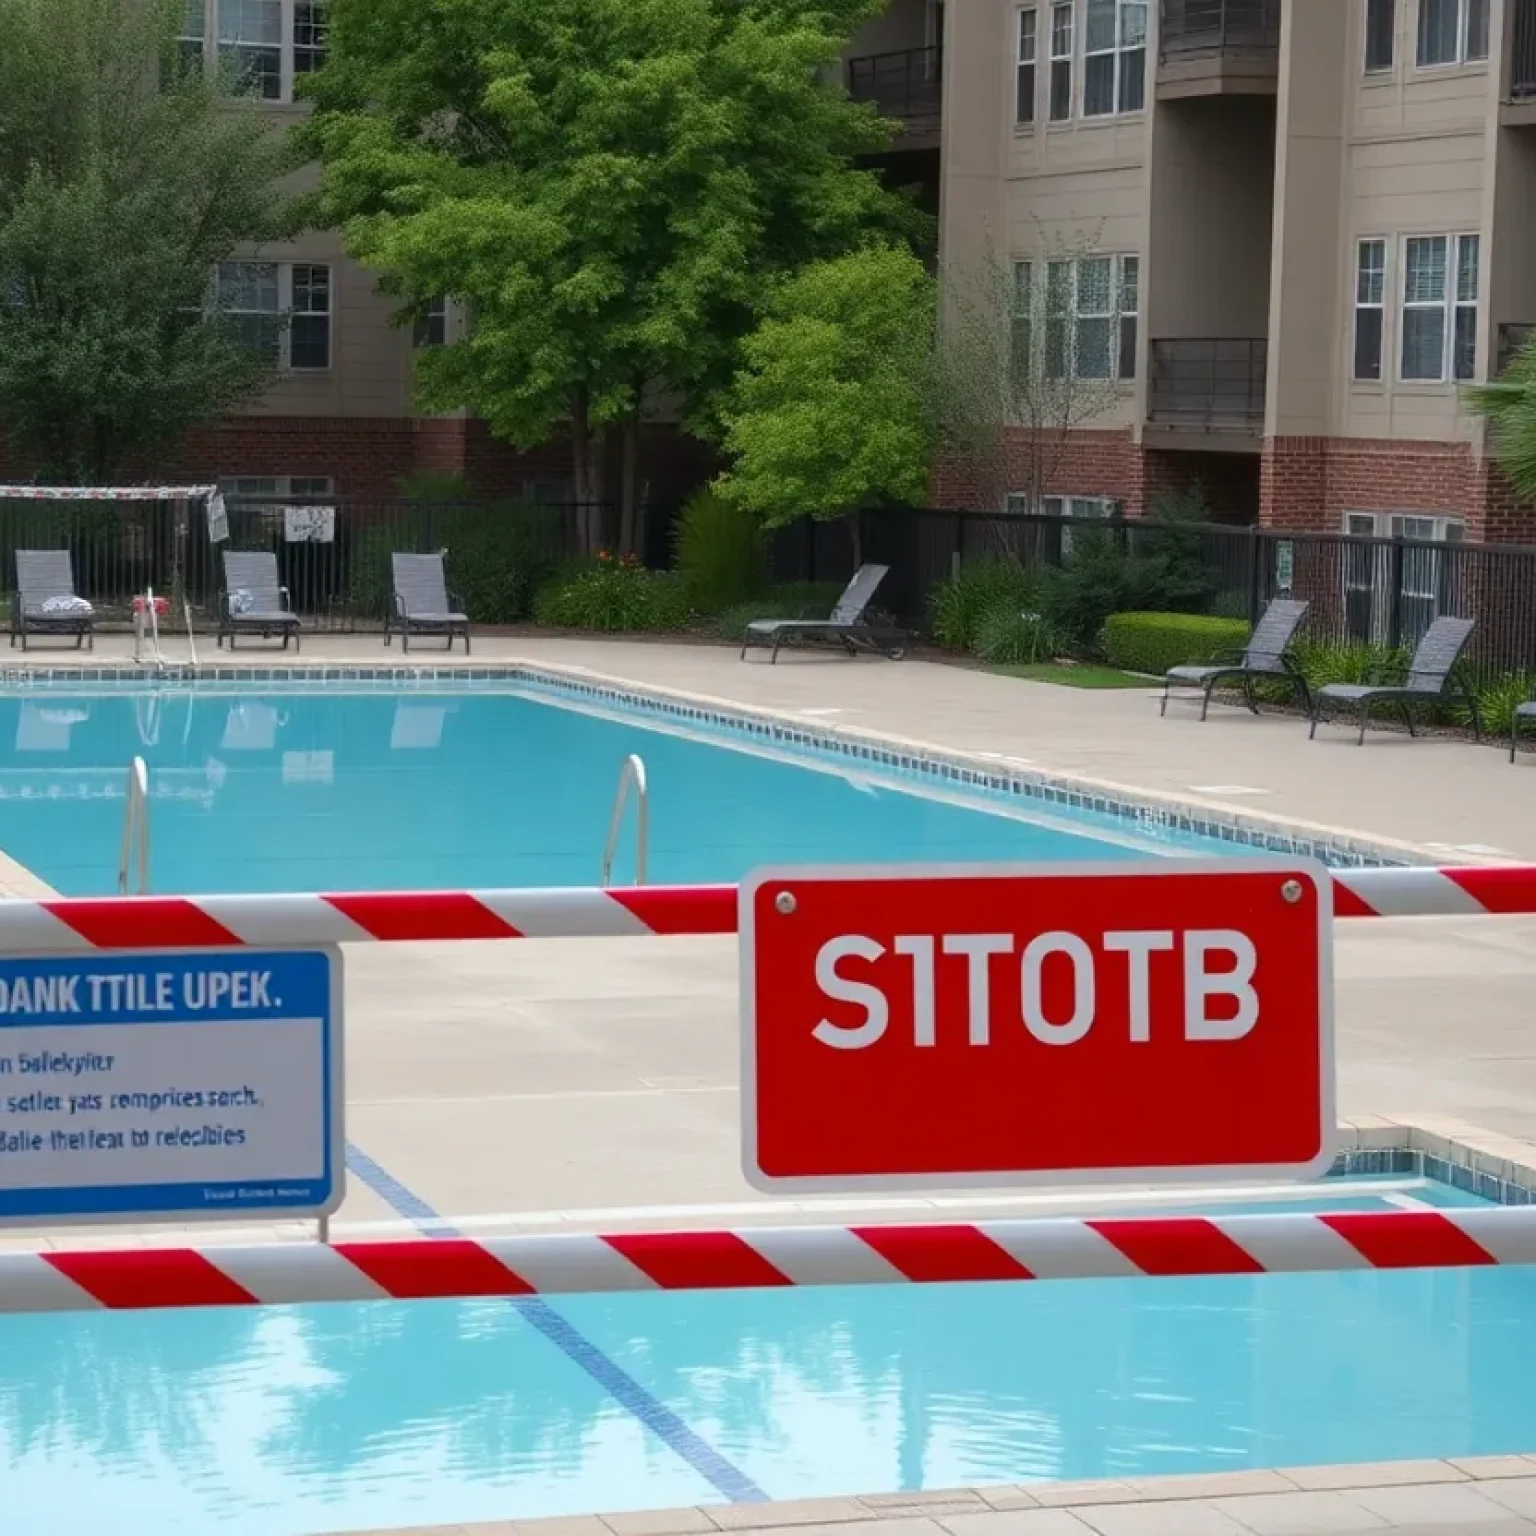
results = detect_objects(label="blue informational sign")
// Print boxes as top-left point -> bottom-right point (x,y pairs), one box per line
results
0,947 -> 343,1224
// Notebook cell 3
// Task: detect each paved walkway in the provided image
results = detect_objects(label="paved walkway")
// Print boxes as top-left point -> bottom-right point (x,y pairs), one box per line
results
331,1458 -> 1536,1535
8,635 -> 1536,1533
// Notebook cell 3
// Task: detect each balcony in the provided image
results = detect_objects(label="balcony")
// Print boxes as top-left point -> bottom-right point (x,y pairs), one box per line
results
846,46 -> 943,135
1505,0 -> 1536,122
1158,0 -> 1280,98
1148,339 -> 1268,445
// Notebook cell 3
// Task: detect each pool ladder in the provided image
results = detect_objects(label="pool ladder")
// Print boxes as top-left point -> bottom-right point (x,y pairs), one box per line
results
119,756 -> 150,895
601,754 -> 648,886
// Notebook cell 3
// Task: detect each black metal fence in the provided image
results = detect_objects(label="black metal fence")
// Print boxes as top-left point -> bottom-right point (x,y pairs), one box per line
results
0,495 -> 599,633
771,509 -> 1536,685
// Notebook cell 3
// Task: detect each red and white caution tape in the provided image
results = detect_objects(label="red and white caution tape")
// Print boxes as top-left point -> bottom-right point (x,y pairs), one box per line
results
0,866 -> 1529,950
10,1208 -> 1536,1314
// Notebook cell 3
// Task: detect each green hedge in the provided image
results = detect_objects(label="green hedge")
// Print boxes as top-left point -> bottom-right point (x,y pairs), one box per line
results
1103,612 -> 1250,676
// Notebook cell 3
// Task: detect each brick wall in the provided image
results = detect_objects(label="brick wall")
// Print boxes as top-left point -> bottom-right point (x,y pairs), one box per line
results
1257,435 -> 1536,540
932,428 -> 1147,512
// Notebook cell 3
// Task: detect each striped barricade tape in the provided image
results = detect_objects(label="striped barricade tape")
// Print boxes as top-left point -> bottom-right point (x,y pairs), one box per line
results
9,1207 -> 1536,1314
0,866 -> 1530,949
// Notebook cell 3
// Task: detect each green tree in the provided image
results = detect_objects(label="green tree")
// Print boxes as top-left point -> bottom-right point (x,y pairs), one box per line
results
1466,336 -> 1536,500
302,0 -> 916,554
0,0 -> 302,483
716,245 -> 934,564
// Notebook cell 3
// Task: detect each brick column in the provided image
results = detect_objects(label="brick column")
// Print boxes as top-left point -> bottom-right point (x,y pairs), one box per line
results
1259,436 -> 1328,530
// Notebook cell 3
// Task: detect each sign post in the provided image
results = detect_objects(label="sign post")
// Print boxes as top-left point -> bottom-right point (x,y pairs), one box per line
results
0,948 -> 343,1226
740,860 -> 1333,1192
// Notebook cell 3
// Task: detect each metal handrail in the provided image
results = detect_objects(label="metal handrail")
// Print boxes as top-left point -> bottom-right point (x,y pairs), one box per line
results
118,756 -> 149,896
601,754 -> 649,887
134,586 -> 166,670
184,594 -> 198,667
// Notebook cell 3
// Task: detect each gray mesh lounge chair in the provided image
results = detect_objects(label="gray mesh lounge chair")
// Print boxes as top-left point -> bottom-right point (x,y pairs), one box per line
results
387,552 -> 470,654
11,551 -> 94,651
218,550 -> 301,652
740,564 -> 907,663
1511,700 -> 1536,762
1161,599 -> 1311,721
1310,616 -> 1479,745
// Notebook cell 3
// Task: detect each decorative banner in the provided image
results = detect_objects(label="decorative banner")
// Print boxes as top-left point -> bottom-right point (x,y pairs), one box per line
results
0,486 -> 221,501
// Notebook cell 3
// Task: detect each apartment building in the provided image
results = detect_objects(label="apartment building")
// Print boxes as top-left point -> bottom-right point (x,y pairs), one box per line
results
161,0 -> 711,505
854,0 -> 1536,540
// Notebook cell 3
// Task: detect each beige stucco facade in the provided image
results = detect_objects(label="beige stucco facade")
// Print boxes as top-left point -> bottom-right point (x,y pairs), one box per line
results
929,0 -> 1536,533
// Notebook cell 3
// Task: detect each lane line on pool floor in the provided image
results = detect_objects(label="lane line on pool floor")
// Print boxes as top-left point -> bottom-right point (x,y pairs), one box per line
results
343,1141 -> 769,1506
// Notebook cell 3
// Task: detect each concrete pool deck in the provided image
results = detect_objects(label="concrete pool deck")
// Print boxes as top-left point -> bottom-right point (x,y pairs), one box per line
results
6,634 -> 1536,1532
329,1458 -> 1536,1535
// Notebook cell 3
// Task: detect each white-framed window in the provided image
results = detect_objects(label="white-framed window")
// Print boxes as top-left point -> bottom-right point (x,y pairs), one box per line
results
1010,261 -> 1033,386
1083,0 -> 1146,116
1016,7 -> 1038,126
180,0 -> 328,103
1049,2 -> 1074,120
1353,238 -> 1387,380
215,260 -> 332,370
1007,493 -> 1116,557
1399,233 -> 1478,382
1415,0 -> 1488,66
1032,253 -> 1139,380
1342,510 -> 1466,645
414,296 -> 449,349
1364,0 -> 1396,71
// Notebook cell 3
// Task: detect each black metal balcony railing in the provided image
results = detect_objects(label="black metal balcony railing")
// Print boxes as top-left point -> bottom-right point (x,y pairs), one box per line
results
1511,0 -> 1536,99
1159,0 -> 1281,62
1149,338 -> 1268,427
846,46 -> 942,127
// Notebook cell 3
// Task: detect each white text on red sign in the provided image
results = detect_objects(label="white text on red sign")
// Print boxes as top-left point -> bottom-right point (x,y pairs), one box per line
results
812,928 -> 1259,1049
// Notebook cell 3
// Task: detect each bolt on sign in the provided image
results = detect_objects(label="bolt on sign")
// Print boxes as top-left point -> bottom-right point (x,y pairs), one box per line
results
739,861 -> 1334,1192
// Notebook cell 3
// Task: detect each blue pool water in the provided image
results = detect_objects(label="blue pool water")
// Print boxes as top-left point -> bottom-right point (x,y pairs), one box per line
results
0,685 -> 1241,894
3,1180 -> 1532,1536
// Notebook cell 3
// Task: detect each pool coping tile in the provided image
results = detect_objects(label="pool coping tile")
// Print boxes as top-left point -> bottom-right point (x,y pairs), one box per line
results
313,1458 -> 1536,1536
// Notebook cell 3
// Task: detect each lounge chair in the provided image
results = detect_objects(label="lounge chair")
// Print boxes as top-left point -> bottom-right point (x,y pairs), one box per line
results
1309,616 -> 1479,745
218,550 -> 301,652
11,550 -> 94,651
1511,700 -> 1536,762
387,552 -> 470,654
1161,599 -> 1311,720
740,564 -> 907,663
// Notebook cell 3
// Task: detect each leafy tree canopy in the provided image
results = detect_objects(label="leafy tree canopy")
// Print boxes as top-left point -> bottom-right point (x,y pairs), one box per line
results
302,0 -> 923,545
717,244 -> 935,536
0,0 -> 302,483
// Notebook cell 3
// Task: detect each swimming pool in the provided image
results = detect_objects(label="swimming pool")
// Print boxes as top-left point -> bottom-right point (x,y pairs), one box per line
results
0,684 -> 1244,895
4,1175 -> 1530,1536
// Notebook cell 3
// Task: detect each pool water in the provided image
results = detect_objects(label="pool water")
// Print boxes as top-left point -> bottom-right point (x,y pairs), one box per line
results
1,1180 -> 1530,1536
0,686 -> 1240,895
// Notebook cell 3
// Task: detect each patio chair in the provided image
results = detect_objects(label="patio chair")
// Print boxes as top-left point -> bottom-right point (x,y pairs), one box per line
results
1160,599 -> 1311,721
218,550 -> 301,652
1510,700 -> 1536,762
740,564 -> 908,663
1309,616 -> 1479,745
11,550 -> 94,651
387,552 -> 470,654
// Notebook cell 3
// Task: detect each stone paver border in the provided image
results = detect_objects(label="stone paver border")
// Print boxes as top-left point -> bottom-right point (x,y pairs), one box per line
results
322,1457 -> 1536,1534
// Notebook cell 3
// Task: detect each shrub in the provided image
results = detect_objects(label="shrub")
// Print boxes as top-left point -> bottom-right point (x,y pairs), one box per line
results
973,604 -> 1063,667
1289,638 -> 1406,691
533,553 -> 693,632
1037,534 -> 1176,656
929,558 -> 1038,651
672,490 -> 767,613
709,582 -> 846,642
346,496 -> 565,625
1461,670 -> 1536,737
1103,612 -> 1250,676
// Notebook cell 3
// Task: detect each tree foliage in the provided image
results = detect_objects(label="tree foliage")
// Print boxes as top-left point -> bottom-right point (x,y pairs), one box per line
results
0,0 -> 301,483
302,0 -> 920,552
717,245 -> 935,546
1466,337 -> 1536,501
